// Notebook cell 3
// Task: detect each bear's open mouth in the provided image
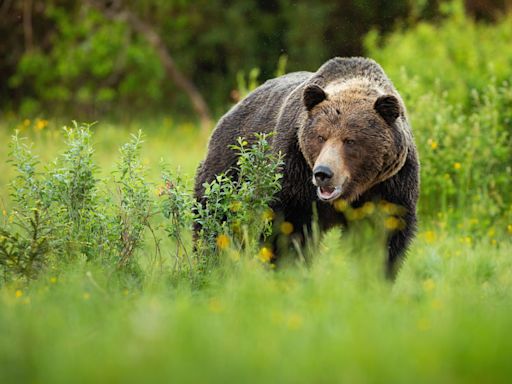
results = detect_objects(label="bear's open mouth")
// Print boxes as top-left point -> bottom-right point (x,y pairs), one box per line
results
317,186 -> 342,202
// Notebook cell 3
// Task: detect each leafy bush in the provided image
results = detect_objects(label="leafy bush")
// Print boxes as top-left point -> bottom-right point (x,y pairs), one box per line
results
0,126 -> 284,283
0,123 -> 155,282
365,5 -> 512,225
165,134 -> 284,275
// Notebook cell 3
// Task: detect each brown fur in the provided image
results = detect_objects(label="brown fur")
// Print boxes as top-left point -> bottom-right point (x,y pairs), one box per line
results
300,78 -> 409,203
195,57 -> 419,278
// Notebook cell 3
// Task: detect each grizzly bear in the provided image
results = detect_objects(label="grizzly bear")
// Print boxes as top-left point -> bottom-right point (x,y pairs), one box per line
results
194,57 -> 419,278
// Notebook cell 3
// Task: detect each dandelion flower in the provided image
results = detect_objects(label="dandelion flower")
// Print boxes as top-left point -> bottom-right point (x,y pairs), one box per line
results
35,118 -> 48,131
15,290 -> 23,298
424,230 -> 436,244
453,162 -> 462,170
361,202 -> 375,215
216,234 -> 230,250
346,208 -> 365,221
384,216 -> 402,230
430,140 -> 438,150
259,246 -> 273,262
334,199 -> 348,212
50,277 -> 57,284
280,221 -> 294,235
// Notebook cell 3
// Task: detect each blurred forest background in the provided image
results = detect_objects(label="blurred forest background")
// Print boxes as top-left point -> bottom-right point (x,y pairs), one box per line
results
1,0 -> 511,123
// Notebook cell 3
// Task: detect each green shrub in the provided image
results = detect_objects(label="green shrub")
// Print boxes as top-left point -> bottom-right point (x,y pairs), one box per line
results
0,126 -> 285,283
177,133 -> 284,273
0,124 -> 157,282
365,6 -> 512,225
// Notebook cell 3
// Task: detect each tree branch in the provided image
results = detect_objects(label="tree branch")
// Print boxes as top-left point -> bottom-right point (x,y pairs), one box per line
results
23,0 -> 33,51
86,0 -> 213,132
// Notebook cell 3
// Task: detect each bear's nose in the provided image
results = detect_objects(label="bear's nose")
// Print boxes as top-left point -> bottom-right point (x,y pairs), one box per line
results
313,165 -> 333,185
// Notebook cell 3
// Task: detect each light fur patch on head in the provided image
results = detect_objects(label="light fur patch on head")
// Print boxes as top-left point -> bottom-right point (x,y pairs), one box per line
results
324,77 -> 378,98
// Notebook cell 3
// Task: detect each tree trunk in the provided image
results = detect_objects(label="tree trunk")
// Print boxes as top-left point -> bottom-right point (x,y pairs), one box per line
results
86,1 -> 213,133
23,0 -> 33,51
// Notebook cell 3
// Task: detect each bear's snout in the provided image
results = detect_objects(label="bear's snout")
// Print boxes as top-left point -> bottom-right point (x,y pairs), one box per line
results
312,141 -> 350,197
313,165 -> 333,186
312,162 -> 347,202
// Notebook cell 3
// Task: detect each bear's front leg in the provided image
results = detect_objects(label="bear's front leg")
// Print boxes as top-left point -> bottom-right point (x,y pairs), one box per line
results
386,211 -> 417,279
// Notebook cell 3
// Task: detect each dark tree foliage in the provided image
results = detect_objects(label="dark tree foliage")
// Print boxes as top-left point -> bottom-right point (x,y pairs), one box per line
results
0,0 -> 508,120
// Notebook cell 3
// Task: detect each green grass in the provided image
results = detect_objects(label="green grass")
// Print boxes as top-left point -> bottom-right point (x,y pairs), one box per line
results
1,222 -> 511,383
1,120 -> 511,383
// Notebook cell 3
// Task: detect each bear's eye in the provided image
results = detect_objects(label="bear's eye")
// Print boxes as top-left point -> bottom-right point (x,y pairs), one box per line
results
344,139 -> 355,146
318,135 -> 326,143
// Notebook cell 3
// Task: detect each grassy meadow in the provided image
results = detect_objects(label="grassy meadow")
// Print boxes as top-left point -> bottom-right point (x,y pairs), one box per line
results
1,9 -> 512,384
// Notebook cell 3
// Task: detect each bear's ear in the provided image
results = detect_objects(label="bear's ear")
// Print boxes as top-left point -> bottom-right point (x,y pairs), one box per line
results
303,84 -> 327,111
374,95 -> 401,125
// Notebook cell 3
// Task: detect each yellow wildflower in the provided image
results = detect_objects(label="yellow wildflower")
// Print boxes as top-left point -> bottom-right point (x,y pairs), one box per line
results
429,140 -> 438,150
380,201 -> 407,216
50,277 -> 57,284
35,118 -> 48,131
453,162 -> 462,170
262,208 -> 275,221
346,208 -> 364,221
384,216 -> 399,230
216,234 -> 230,250
384,216 -> 404,230
229,201 -> 242,212
2,209 -> 6,216
83,292 -> 91,300
15,289 -> 23,298
424,230 -> 436,244
361,201 -> 375,215
507,224 -> 512,235
259,246 -> 273,263
280,221 -> 294,235
23,119 -> 31,127
423,278 -> 435,293
334,199 -> 348,212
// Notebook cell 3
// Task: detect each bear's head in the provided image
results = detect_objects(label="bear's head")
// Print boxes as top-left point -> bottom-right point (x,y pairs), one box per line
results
298,80 -> 408,203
